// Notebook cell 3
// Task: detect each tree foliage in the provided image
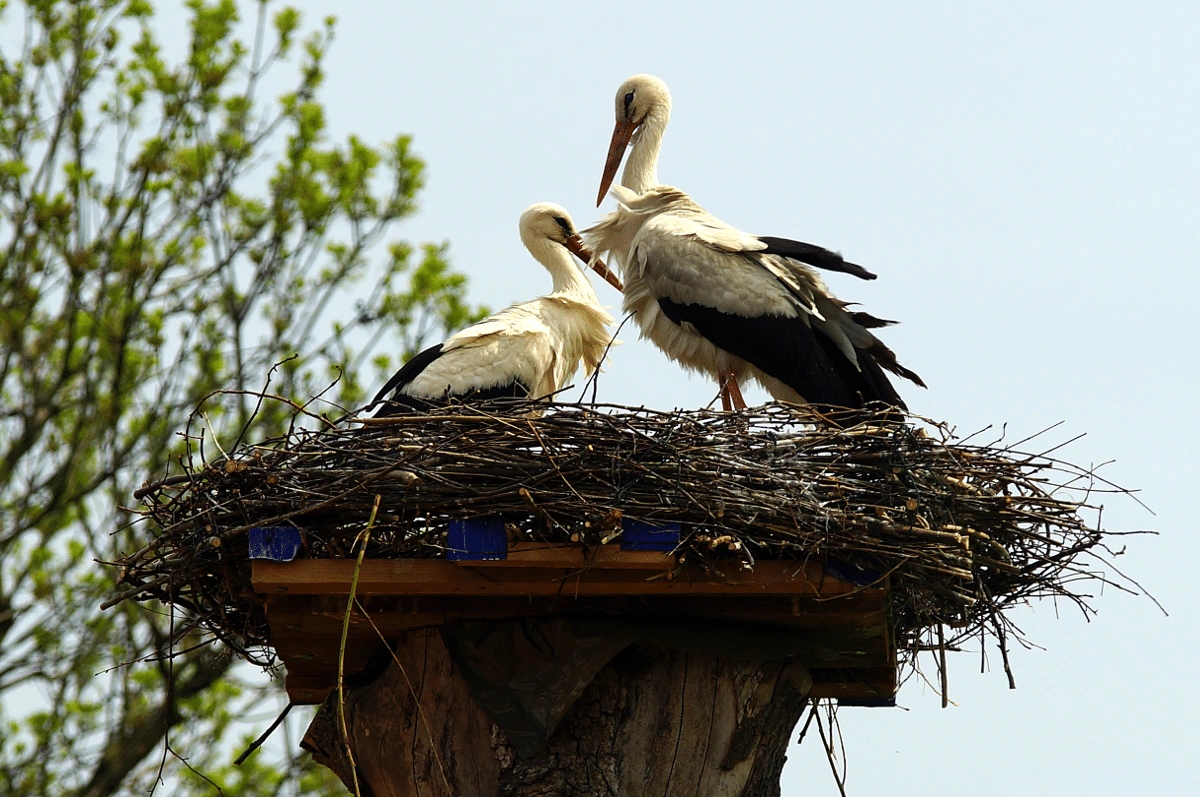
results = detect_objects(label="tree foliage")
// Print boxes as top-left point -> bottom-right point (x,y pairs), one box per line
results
0,1 -> 486,794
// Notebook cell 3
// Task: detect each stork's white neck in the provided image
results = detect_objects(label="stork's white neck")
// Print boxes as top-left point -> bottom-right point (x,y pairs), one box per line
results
621,106 -> 668,194
529,239 -> 597,301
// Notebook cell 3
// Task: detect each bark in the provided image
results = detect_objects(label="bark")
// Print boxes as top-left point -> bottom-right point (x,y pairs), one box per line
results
304,627 -> 812,797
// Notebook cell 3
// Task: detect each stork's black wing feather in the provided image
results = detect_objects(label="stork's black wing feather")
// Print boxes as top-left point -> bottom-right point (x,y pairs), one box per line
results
657,298 -> 906,411
374,380 -> 531,416
370,343 -> 534,417
809,325 -> 908,411
756,236 -> 877,281
369,343 -> 445,415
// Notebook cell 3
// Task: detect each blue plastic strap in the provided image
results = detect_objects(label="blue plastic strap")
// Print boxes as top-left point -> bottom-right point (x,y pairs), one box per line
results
620,518 -> 681,552
248,527 -> 303,562
446,517 -> 508,561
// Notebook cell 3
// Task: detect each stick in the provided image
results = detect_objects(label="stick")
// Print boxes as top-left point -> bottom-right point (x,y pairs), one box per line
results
337,494 -> 382,797
234,702 -> 294,765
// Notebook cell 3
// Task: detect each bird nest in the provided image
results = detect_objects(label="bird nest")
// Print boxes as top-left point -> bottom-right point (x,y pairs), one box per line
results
112,398 -> 1139,672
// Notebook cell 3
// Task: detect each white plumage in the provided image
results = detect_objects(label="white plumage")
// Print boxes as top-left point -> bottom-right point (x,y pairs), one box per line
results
587,74 -> 923,412
370,203 -> 614,415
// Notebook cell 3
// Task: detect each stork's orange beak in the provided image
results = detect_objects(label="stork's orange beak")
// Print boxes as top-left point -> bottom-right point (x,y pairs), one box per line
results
566,234 -> 624,292
597,119 -> 637,207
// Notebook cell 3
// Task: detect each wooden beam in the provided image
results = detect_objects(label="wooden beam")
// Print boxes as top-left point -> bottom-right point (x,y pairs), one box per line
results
261,594 -> 889,637
252,558 -> 862,598
254,554 -> 896,706
808,667 -> 898,699
469,543 -> 674,570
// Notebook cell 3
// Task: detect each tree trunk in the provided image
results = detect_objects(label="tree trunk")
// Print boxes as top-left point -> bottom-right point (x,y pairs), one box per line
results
303,626 -> 812,797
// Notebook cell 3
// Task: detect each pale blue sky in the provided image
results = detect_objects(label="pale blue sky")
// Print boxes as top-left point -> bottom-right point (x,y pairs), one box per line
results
247,1 -> 1200,791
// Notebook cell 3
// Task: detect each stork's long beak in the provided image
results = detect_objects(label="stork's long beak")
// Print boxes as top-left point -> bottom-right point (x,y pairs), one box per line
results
597,119 -> 637,207
566,234 -> 624,292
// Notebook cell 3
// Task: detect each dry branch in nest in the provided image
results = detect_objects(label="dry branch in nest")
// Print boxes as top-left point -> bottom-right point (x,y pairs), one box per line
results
111,398 -> 1141,672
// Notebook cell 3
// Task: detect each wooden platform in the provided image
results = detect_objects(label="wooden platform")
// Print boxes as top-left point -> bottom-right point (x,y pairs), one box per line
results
252,545 -> 896,704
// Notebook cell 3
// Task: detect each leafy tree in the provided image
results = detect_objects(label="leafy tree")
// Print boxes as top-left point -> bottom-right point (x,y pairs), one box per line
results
0,1 -> 487,794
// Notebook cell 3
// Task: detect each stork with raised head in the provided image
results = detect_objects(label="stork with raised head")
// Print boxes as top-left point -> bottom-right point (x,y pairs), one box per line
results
587,74 -> 924,413
368,203 -> 617,416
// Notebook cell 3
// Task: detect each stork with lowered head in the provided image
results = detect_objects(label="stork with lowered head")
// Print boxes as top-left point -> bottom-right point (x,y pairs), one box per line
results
369,203 -> 619,416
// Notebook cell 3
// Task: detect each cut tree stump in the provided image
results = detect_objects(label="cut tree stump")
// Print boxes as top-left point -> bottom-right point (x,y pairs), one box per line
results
303,626 -> 813,797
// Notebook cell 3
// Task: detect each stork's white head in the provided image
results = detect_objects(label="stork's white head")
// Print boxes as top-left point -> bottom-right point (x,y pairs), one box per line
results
519,202 -> 579,251
598,74 -> 672,206
519,203 -> 624,293
614,74 -> 671,129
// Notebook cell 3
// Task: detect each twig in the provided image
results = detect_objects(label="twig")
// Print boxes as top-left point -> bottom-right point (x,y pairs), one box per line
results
814,704 -> 848,797
234,701 -> 294,765
337,494 -> 382,797
938,623 -> 948,709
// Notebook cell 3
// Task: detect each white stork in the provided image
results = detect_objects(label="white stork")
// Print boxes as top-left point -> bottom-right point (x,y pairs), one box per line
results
369,203 -> 617,416
586,74 -> 924,413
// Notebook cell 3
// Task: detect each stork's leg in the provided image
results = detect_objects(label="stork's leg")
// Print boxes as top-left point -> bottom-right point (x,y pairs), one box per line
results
717,368 -> 746,411
726,375 -> 747,410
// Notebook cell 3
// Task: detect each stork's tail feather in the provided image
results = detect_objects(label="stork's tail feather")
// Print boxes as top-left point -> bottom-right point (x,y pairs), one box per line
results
849,311 -> 898,329
863,338 -> 927,389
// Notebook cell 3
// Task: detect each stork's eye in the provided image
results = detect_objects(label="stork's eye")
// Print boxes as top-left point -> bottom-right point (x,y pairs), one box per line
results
623,91 -> 635,113
553,216 -> 573,235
